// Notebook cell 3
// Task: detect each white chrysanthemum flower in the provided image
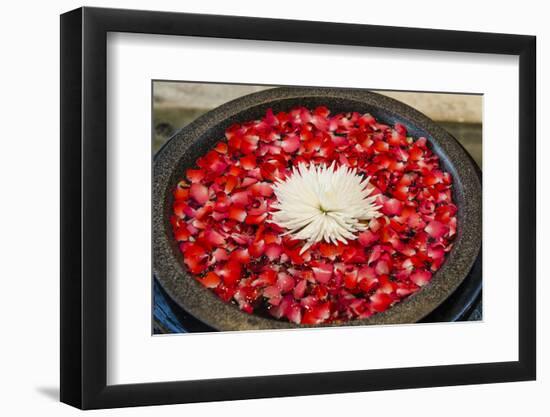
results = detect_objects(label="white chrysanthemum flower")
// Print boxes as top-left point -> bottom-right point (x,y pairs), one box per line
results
270,162 -> 382,253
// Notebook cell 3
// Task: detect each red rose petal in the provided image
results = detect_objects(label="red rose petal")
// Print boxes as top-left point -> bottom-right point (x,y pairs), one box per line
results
311,263 -> 334,284
370,292 -> 393,313
189,183 -> 209,205
212,248 -> 229,263
249,182 -> 273,197
343,270 -> 359,289
228,206 -> 247,222
182,242 -> 208,274
318,242 -> 345,260
218,261 -> 242,287
198,272 -> 221,288
425,220 -> 450,239
240,155 -> 257,170
230,190 -> 250,207
383,198 -> 403,216
276,272 -> 295,293
286,303 -> 302,324
265,243 -> 283,261
224,175 -> 239,193
230,248 -> 251,264
293,279 -> 307,299
265,284 -> 285,300
245,213 -> 268,225
240,134 -> 259,154
358,230 -> 379,247
214,141 -> 228,154
375,260 -> 390,275
204,229 -> 226,247
302,302 -> 331,325
186,169 -> 205,183
249,239 -> 266,258
281,134 -> 300,153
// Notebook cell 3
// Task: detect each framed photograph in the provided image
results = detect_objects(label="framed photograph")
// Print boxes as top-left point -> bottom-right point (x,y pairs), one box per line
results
60,6 -> 536,409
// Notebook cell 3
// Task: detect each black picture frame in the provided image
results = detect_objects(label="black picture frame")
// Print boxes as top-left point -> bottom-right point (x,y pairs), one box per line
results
60,6 -> 536,410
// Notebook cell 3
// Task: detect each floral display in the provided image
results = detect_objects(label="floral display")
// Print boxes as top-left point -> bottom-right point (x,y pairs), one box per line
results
170,106 -> 457,325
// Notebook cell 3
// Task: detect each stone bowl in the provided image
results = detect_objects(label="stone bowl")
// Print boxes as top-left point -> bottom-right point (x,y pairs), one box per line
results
153,87 -> 482,331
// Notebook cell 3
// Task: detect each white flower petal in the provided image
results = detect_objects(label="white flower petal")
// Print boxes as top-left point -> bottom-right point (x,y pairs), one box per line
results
270,163 -> 382,252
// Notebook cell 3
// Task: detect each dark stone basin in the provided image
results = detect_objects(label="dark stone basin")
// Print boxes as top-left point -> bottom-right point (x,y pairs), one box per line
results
153,87 -> 482,331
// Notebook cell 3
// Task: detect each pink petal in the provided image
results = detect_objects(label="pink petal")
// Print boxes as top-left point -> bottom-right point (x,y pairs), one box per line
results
229,248 -> 251,264
312,263 -> 333,284
281,134 -> 300,153
425,220 -> 450,239
228,206 -> 247,222
375,260 -> 390,275
230,190 -> 250,207
186,169 -> 205,183
276,272 -> 295,293
249,182 -> 274,197
383,198 -> 403,216
265,243 -> 283,261
293,279 -> 307,299
204,229 -> 226,247
358,230 -> 379,247
370,292 -> 393,313
189,183 -> 209,205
